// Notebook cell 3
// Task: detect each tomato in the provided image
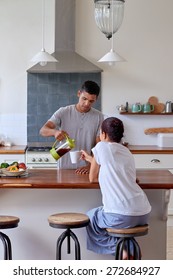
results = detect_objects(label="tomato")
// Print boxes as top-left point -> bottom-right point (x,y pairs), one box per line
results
18,162 -> 27,170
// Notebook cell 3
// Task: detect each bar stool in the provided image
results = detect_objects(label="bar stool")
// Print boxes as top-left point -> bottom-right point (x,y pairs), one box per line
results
48,212 -> 90,260
0,215 -> 20,260
106,224 -> 149,260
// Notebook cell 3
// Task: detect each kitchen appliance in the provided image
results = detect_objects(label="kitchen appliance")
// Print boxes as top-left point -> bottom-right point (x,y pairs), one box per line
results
26,146 -> 57,169
50,137 -> 75,160
157,133 -> 173,147
116,104 -> 126,113
27,1 -> 102,145
165,101 -> 172,113
28,0 -> 102,73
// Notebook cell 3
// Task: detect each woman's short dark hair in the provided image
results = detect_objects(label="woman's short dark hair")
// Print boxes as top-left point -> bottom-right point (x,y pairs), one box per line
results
81,80 -> 100,97
101,117 -> 124,143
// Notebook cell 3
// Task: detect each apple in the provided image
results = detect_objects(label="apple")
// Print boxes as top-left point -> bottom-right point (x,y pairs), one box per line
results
18,162 -> 27,170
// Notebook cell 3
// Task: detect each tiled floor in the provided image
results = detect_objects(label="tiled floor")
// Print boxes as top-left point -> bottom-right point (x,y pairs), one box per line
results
167,226 -> 173,260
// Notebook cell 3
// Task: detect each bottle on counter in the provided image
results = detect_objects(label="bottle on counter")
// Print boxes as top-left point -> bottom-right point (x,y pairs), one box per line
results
50,136 -> 75,160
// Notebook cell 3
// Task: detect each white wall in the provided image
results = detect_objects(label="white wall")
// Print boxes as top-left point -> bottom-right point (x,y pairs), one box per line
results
0,0 -> 55,144
0,0 -> 173,145
76,0 -> 173,145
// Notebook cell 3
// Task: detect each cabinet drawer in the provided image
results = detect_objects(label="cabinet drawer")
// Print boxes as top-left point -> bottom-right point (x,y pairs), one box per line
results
133,154 -> 173,169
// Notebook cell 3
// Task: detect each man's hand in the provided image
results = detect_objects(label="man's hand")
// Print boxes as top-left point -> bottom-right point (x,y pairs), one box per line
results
54,130 -> 68,141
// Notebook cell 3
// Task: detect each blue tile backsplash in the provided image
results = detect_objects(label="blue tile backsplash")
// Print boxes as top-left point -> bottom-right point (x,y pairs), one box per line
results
27,72 -> 101,143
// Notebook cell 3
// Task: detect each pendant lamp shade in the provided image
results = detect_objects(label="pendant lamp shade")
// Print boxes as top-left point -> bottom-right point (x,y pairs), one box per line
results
94,0 -> 125,39
31,48 -> 58,66
97,0 -> 125,64
31,0 -> 58,66
98,48 -> 125,64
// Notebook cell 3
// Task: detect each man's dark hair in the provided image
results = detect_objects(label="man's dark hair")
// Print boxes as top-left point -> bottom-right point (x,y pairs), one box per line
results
101,117 -> 124,143
81,80 -> 100,97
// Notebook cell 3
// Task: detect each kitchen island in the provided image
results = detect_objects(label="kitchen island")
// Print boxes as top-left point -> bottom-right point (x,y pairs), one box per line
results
0,168 -> 173,189
0,169 -> 173,260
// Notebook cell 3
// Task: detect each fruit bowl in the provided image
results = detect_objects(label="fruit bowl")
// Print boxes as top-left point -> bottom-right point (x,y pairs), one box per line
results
1,169 -> 27,177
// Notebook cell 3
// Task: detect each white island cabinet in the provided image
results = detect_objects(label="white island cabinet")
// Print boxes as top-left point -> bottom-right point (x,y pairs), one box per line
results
129,145 -> 173,259
132,153 -> 173,215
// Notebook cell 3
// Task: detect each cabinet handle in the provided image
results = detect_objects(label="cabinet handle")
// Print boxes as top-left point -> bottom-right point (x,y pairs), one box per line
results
151,159 -> 160,163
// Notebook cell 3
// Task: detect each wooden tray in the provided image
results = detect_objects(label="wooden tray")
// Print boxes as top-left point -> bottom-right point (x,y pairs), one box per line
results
148,96 -> 165,113
144,127 -> 173,134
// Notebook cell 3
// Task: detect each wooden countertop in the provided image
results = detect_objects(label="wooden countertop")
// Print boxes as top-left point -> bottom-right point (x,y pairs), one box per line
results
0,169 -> 173,189
0,145 -> 173,155
129,145 -> 173,154
0,145 -> 27,154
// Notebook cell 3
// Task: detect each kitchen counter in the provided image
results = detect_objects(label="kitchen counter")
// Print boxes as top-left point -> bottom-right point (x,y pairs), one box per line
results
129,145 -> 173,154
0,145 -> 26,154
0,144 -> 173,155
1,169 -> 173,189
0,168 -> 172,260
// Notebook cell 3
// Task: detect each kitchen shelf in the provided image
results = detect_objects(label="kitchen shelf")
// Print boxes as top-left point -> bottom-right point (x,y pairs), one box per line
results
119,112 -> 173,115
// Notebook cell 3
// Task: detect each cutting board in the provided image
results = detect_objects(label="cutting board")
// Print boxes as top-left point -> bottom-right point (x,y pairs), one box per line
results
145,127 -> 173,134
148,96 -> 165,113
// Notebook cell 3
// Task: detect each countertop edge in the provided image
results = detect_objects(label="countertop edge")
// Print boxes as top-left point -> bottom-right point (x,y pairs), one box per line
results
1,169 -> 173,190
0,145 -> 27,154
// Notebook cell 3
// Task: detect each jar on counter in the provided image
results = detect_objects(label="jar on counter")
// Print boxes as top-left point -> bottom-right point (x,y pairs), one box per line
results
50,136 -> 75,160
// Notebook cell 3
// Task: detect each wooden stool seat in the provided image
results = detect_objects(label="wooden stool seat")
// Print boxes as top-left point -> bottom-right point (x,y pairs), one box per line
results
48,213 -> 90,228
0,215 -> 20,260
106,224 -> 149,237
0,215 -> 20,229
48,212 -> 90,260
106,225 -> 149,260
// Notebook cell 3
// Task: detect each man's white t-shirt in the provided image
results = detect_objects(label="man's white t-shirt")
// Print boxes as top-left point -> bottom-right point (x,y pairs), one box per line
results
49,105 -> 104,169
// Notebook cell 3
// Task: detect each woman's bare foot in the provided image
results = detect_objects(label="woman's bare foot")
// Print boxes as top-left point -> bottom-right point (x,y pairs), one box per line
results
123,250 -> 134,260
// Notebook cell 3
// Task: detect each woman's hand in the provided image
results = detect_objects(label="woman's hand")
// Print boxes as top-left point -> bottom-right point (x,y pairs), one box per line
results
80,150 -> 93,163
75,165 -> 90,175
136,177 -> 140,184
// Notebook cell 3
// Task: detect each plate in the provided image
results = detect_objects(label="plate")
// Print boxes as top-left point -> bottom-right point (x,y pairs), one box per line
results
1,169 -> 27,177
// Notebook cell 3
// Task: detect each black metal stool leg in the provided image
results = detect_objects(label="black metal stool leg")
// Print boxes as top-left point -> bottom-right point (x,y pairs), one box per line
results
131,238 -> 141,259
115,237 -> 142,260
67,229 -> 71,254
56,230 -> 69,260
56,228 -> 81,260
115,238 -> 124,259
126,239 -> 131,260
69,230 -> 81,260
0,232 -> 12,260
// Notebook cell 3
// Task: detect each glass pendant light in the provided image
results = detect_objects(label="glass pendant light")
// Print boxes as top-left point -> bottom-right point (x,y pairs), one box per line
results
31,0 -> 58,66
97,0 -> 125,65
94,0 -> 125,39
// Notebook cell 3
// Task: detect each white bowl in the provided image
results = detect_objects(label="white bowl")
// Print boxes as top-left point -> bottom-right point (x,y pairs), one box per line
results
1,169 -> 27,177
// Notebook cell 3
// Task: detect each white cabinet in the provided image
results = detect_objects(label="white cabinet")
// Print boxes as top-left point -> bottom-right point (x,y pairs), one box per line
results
134,154 -> 173,169
0,154 -> 25,165
133,153 -> 173,215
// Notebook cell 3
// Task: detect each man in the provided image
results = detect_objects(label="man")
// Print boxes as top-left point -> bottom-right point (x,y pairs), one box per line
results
39,80 -> 104,174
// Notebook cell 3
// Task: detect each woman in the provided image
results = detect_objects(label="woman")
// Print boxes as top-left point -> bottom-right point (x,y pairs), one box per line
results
81,117 -> 151,258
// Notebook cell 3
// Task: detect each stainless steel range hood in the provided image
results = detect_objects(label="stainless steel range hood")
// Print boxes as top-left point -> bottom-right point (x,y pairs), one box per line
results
28,0 -> 102,73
